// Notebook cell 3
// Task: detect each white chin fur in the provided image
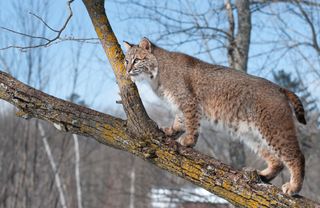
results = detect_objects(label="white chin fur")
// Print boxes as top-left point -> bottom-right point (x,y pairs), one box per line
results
130,68 -> 158,83
130,73 -> 149,82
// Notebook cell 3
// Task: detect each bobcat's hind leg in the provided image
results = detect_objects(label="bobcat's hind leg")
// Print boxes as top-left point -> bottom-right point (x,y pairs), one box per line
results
281,149 -> 305,195
258,148 -> 284,182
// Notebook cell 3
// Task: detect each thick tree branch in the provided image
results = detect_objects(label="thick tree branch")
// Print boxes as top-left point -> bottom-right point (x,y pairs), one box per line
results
0,71 -> 126,147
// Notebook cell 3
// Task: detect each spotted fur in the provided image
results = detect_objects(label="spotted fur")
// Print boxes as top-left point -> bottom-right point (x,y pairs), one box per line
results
124,37 -> 306,196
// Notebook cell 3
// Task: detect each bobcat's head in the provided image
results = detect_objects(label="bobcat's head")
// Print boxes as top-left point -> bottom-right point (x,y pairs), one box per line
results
123,38 -> 158,82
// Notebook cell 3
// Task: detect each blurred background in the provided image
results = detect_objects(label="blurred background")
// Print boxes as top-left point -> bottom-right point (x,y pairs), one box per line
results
0,0 -> 319,207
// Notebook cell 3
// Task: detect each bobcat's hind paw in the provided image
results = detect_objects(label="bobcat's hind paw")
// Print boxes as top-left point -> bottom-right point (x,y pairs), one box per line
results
282,182 -> 299,196
162,127 -> 184,138
177,135 -> 197,147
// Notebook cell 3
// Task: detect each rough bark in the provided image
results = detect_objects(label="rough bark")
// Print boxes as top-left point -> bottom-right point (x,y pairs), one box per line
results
234,0 -> 252,72
82,0 -> 159,138
0,0 -> 319,207
226,0 -> 251,72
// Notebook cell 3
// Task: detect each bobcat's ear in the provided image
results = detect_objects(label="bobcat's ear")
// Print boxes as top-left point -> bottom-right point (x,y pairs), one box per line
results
123,41 -> 133,50
139,37 -> 152,52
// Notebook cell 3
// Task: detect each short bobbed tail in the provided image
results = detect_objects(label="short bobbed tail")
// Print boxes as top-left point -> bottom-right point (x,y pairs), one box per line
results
281,88 -> 307,125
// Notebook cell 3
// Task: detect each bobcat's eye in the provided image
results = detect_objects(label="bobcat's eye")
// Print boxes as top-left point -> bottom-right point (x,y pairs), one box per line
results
133,58 -> 140,64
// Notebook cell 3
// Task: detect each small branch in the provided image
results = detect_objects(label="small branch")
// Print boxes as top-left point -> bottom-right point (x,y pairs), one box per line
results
294,0 -> 320,54
0,0 -> 75,50
252,0 -> 320,7
29,12 -> 60,33
0,26 -> 51,42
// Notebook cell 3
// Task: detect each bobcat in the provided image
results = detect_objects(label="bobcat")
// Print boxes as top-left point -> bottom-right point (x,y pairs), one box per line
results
123,37 -> 306,196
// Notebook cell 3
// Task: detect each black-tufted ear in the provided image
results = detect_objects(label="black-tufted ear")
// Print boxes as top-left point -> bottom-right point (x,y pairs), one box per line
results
139,37 -> 152,52
123,41 -> 133,50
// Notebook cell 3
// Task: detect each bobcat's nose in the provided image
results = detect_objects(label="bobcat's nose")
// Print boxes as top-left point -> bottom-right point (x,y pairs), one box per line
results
125,70 -> 131,79
126,67 -> 135,79
126,63 -> 133,74
125,65 -> 131,76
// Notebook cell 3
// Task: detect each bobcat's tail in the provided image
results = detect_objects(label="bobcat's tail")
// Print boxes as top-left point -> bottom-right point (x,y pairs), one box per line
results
282,88 -> 307,125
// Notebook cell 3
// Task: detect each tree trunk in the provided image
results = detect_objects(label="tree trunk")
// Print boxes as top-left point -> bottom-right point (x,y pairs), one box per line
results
82,0 -> 159,138
234,0 -> 252,72
0,0 -> 319,207
226,0 -> 251,72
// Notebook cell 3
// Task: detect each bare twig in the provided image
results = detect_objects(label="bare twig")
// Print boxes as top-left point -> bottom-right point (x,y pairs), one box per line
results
0,26 -> 51,42
294,0 -> 320,54
0,0 -> 75,50
28,12 -> 59,33
252,0 -> 320,7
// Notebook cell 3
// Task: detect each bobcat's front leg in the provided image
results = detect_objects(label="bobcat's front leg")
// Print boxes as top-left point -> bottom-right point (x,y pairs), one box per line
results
176,96 -> 200,147
162,114 -> 184,136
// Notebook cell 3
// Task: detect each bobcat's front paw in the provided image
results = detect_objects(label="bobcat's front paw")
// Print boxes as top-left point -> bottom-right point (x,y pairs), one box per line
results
177,135 -> 197,147
161,127 -> 175,136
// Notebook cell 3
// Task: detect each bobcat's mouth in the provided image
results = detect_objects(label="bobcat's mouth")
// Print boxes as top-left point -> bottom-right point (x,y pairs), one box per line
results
129,68 -> 142,76
129,71 -> 141,76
